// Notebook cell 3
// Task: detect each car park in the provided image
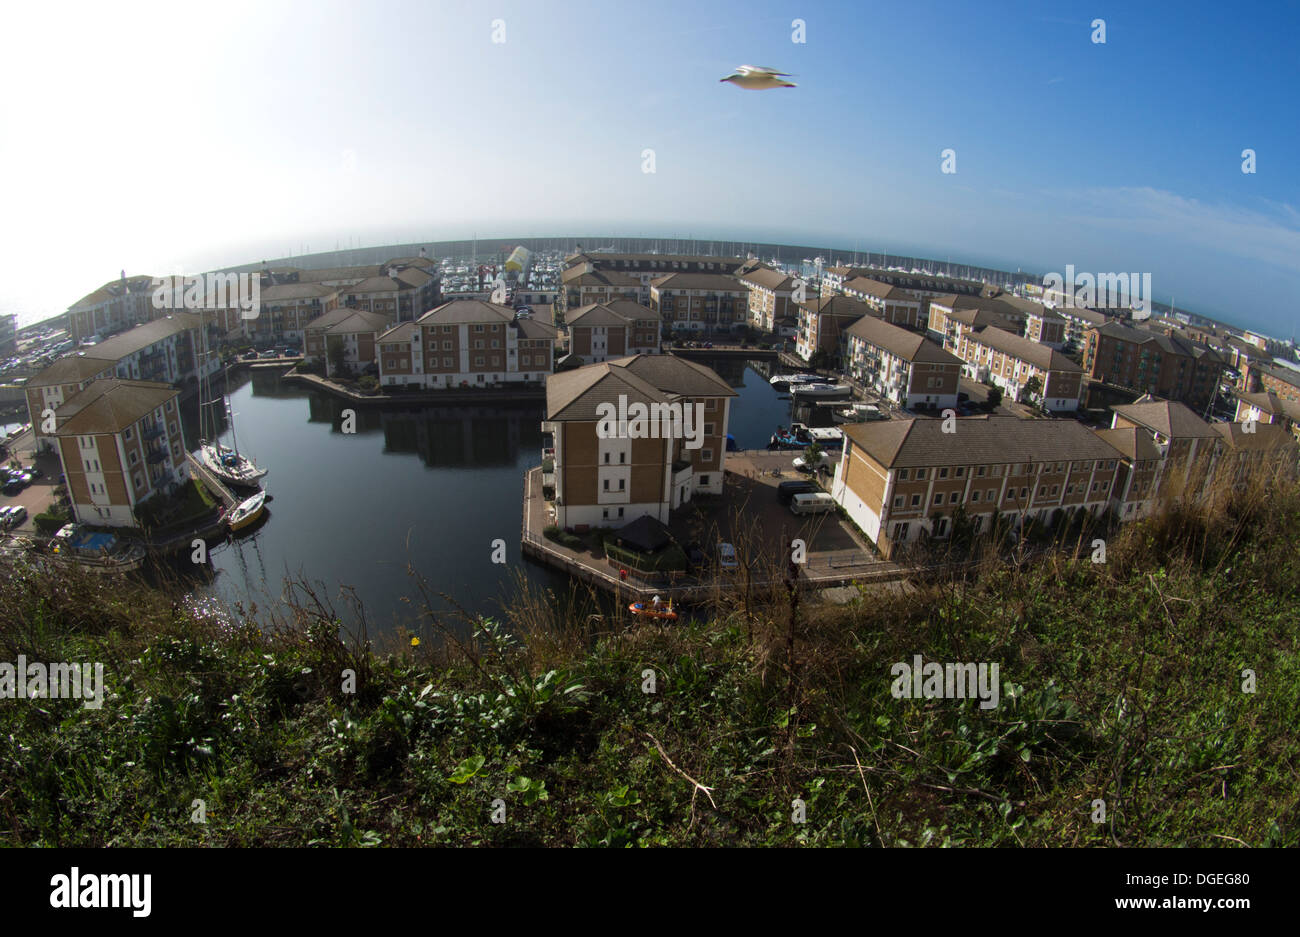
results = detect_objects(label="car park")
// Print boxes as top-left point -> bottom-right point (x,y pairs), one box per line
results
776,480 -> 816,504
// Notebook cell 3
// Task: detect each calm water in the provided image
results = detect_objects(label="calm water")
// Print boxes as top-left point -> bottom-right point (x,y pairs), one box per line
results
182,360 -> 794,633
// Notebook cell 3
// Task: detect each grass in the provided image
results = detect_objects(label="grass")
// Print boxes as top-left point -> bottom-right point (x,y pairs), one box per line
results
0,464 -> 1296,846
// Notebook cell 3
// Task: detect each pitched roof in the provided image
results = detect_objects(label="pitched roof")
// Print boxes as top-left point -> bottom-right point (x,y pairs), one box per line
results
1237,390 -> 1300,421
1212,420 -> 1299,452
798,293 -> 873,320
378,321 -> 419,343
513,318 -> 559,341
738,268 -> 796,292
607,354 -> 737,398
1093,321 -> 1226,362
1110,397 -> 1219,439
843,277 -> 920,303
843,415 -> 1124,468
89,313 -> 203,361
418,299 -> 515,325
344,276 -> 403,294
304,305 -> 366,332
1092,426 -> 1164,462
29,354 -> 116,387
1258,363 -> 1300,391
394,267 -> 434,288
967,326 -> 1082,372
69,275 -> 156,310
545,363 -> 667,421
261,282 -> 339,302
844,316 -> 961,364
567,300 -> 659,327
53,379 -> 179,436
564,267 -> 642,288
649,272 -> 748,292
294,264 -> 384,283
325,309 -> 393,335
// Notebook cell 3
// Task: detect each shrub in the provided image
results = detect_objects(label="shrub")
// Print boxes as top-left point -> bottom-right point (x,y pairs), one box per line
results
542,524 -> 583,549
34,506 -> 70,534
357,375 -> 379,392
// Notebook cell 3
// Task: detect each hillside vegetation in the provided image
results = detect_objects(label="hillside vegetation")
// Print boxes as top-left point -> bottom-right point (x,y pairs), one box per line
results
1,468 -> 1296,847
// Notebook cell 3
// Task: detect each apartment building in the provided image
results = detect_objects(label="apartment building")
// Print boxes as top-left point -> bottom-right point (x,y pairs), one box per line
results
823,266 -> 987,301
1092,425 -> 1167,521
1054,306 -> 1110,351
565,300 -> 661,363
830,416 -> 1125,557
255,283 -> 340,345
794,294 -> 872,362
926,295 -> 1025,350
51,379 -> 188,527
1252,363 -> 1300,403
842,316 -> 962,410
1109,395 -> 1222,468
1024,307 -> 1067,348
1083,322 -> 1227,412
66,273 -> 158,342
544,354 -> 735,529
1234,390 -> 1300,440
1210,421 -> 1300,488
560,266 -> 643,313
955,326 -> 1083,411
841,278 -> 925,329
24,354 -> 116,452
375,299 -> 557,389
738,268 -> 799,332
561,252 -> 752,309
648,273 -> 750,333
321,309 -> 394,378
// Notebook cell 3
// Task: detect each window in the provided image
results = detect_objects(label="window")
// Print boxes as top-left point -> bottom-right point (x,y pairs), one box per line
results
124,427 -> 133,440
443,357 -> 453,367
971,490 -> 980,502
916,468 -> 926,480
976,466 -> 985,477
475,356 -> 485,366
956,467 -> 965,477
933,493 -> 943,505
474,340 -> 484,349
701,449 -> 713,462
603,479 -> 609,491
1021,487 -> 1028,498
129,452 -> 138,466
939,468 -> 948,479
911,494 -> 921,506
475,324 -> 484,332
893,495 -> 904,508
898,469 -> 909,481
699,475 -> 709,485
948,491 -> 958,503
443,341 -> 452,350
618,479 -> 625,491
602,509 -> 609,520
619,452 -> 626,464
604,452 -> 610,464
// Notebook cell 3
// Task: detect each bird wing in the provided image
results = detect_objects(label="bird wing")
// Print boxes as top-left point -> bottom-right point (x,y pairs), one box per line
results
738,65 -> 793,77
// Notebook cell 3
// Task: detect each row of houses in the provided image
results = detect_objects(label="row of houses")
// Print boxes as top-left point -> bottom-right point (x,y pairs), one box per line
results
830,395 -> 1298,558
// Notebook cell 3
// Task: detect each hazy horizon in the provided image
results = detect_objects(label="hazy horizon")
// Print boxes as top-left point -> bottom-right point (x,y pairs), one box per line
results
3,0 -> 1296,340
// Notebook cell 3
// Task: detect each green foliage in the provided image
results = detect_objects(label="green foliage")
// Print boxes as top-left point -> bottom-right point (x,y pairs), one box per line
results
542,524 -> 583,549
0,471 -> 1297,846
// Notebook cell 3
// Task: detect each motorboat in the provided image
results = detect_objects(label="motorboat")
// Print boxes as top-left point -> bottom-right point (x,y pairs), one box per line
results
769,372 -> 821,389
788,382 -> 852,397
834,403 -> 887,423
629,599 -> 678,621
227,491 -> 267,532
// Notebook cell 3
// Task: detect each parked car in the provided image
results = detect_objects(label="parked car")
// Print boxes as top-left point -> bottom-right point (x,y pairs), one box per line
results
283,348 -> 301,357
716,542 -> 738,569
792,453 -> 824,473
777,480 -> 817,505
1,505 -> 27,529
242,351 -> 259,360
259,350 -> 278,359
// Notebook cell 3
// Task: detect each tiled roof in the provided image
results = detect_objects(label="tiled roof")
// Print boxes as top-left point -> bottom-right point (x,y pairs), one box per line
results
53,379 -> 178,436
844,316 -> 961,364
546,363 -> 668,421
844,277 -> 920,303
607,354 -> 736,398
513,318 -> 559,341
844,415 -> 1124,468
967,326 -> 1082,372
28,354 -> 116,387
261,283 -> 339,302
1092,426 -> 1163,462
378,322 -> 419,342
89,313 -> 203,361
1110,397 -> 1219,439
649,272 -> 747,292
738,268 -> 797,292
418,300 -> 515,326
325,309 -> 393,335
1212,420 -> 1299,452
1237,390 -> 1300,421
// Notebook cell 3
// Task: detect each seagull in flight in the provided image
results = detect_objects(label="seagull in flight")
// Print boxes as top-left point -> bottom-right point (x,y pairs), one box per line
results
720,65 -> 796,90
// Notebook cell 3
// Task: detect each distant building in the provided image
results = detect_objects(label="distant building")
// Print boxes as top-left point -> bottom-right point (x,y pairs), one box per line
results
1024,307 -> 1067,348
841,278 -> 925,330
737,268 -> 799,332
1083,322 -> 1227,412
0,314 -> 16,355
954,326 -> 1083,411
1234,390 -> 1300,441
842,316 -> 962,410
543,355 -> 735,529
794,294 -> 872,362
255,283 -> 340,345
375,300 -> 557,389
51,379 -> 189,527
24,354 -> 116,453
925,295 -> 1025,350
648,273 -> 750,334
561,252 -> 752,308
565,301 -> 661,363
1109,395 -> 1222,467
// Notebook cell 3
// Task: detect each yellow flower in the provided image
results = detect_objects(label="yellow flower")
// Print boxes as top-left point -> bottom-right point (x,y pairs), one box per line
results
410,637 -> 420,647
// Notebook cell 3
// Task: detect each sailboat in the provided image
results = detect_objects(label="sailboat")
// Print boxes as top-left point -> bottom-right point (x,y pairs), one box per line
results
196,317 -> 267,488
226,490 -> 267,533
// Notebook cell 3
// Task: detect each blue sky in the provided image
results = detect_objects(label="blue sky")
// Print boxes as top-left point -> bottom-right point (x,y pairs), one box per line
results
1,0 -> 1296,337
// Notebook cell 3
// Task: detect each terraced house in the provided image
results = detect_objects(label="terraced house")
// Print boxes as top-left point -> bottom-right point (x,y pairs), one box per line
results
376,299 -> 557,389
1108,396 -> 1222,473
50,379 -> 188,527
1083,321 -> 1227,412
24,355 -> 116,453
561,251 -> 754,310
559,265 -> 642,314
648,273 -> 750,334
565,300 -> 661,364
738,267 -> 799,332
543,355 -> 735,530
925,294 -> 1028,350
841,278 -> 925,330
831,416 -> 1125,558
66,273 -> 158,342
254,283 -> 340,345
1250,363 -> 1300,404
303,307 -> 393,375
794,294 -> 872,363
954,326 -> 1083,411
842,316 -> 962,411
1234,390 -> 1300,441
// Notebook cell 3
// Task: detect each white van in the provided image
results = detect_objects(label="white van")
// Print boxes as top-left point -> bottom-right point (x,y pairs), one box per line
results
790,492 -> 835,515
